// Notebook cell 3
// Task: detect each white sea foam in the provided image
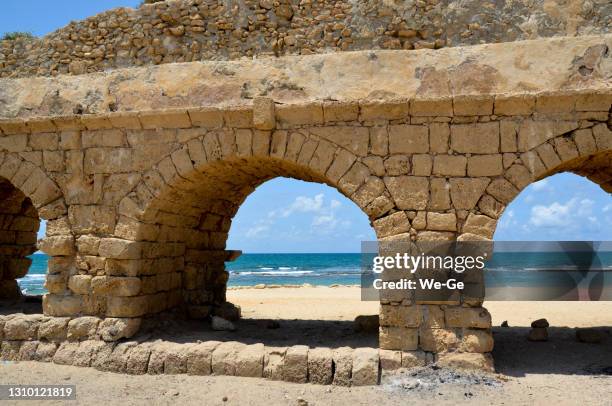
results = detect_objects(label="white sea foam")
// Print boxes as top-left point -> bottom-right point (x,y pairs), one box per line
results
234,270 -> 315,276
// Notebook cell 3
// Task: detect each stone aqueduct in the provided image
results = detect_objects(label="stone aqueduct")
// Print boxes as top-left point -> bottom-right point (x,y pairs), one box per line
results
0,0 -> 611,378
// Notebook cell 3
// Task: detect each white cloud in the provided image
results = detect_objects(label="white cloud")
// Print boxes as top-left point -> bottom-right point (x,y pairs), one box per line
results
530,202 -> 570,227
603,204 -> 612,213
529,198 -> 596,228
245,224 -> 269,238
313,214 -> 337,227
530,179 -> 549,191
281,194 -> 325,217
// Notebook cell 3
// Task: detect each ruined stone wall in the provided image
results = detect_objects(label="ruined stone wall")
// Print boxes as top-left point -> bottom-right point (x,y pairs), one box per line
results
1,91 -> 610,356
1,0 -> 610,78
0,179 -> 39,300
0,36 -> 610,369
1,313 -> 488,385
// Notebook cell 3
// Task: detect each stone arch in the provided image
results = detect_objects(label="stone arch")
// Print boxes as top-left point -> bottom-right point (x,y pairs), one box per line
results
0,152 -> 66,302
457,122 -> 612,242
100,128 -> 385,318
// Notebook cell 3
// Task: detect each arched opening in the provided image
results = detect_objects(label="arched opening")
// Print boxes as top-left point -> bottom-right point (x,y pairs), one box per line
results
490,166 -> 612,376
115,143 -> 382,347
0,176 -> 41,305
223,177 -> 377,344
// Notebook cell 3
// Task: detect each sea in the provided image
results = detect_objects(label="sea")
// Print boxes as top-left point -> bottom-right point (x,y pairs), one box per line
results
18,252 -> 612,299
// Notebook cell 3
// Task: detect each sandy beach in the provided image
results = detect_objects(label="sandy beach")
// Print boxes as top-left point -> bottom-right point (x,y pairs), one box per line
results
1,286 -> 610,405
228,286 -> 612,327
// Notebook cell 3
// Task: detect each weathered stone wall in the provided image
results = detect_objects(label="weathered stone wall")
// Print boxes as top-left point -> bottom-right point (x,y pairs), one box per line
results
0,36 -> 610,369
0,313 -> 494,384
1,0 -> 610,78
0,91 -> 610,350
0,179 -> 39,300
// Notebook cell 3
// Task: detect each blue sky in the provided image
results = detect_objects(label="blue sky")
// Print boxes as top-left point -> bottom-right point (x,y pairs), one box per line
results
6,1 -> 611,252
1,1 -> 141,37
494,172 -> 612,241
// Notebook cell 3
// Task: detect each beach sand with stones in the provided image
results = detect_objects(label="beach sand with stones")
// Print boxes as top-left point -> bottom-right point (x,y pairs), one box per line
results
0,286 -> 610,405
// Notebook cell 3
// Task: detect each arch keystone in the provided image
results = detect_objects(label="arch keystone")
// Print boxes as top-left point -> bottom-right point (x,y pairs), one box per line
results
252,97 -> 276,131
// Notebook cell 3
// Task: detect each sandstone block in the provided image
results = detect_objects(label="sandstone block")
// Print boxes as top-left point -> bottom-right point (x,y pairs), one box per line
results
98,238 -> 142,259
235,343 -> 265,377
308,347 -> 333,384
573,129 -> 597,156
126,344 -> 152,375
139,110 -> 191,129
453,96 -> 493,116
4,314 -> 43,340
310,126 -> 369,157
389,125 -> 429,154
411,99 -> 453,117
419,328 -> 458,352
263,346 -> 286,380
462,214 -> 496,239
360,101 -> 409,121
282,345 -> 308,383
467,154 -> 503,177
323,101 -> 359,122
486,178 -> 519,204
385,176 -> 429,210
73,340 -> 108,367
105,277 -> 142,296
67,317 -> 101,341
379,349 -> 402,371
459,329 -> 494,352
445,307 -> 491,329
276,103 -> 323,126
412,154 -> 432,176
351,348 -> 379,386
98,317 -> 141,341
1,341 -> 22,361
53,341 -> 80,365
252,97 -> 276,130
164,343 -> 192,374
38,235 -> 75,256
332,347 -> 353,386
189,108 -> 223,128
186,341 -> 220,375
97,342 -> 137,373
380,305 -> 421,328
401,350 -> 430,368
43,294 -> 83,316
38,317 -> 69,342
373,211 -> 410,238
429,123 -> 450,153
449,178 -> 490,210
436,352 -> 494,372
34,341 -> 58,362
379,326 -> 418,351
505,164 -> 532,189
68,275 -> 92,295
18,341 -> 39,361
77,235 -> 100,255
433,155 -> 466,176
212,341 -> 246,376
426,212 -> 457,231
494,95 -> 535,116
450,122 -> 499,153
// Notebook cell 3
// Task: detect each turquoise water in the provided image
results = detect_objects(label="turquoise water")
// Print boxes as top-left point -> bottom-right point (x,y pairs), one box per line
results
18,252 -> 612,296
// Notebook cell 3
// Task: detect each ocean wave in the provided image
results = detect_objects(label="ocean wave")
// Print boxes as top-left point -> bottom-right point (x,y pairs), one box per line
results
18,274 -> 46,281
234,270 -> 315,276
